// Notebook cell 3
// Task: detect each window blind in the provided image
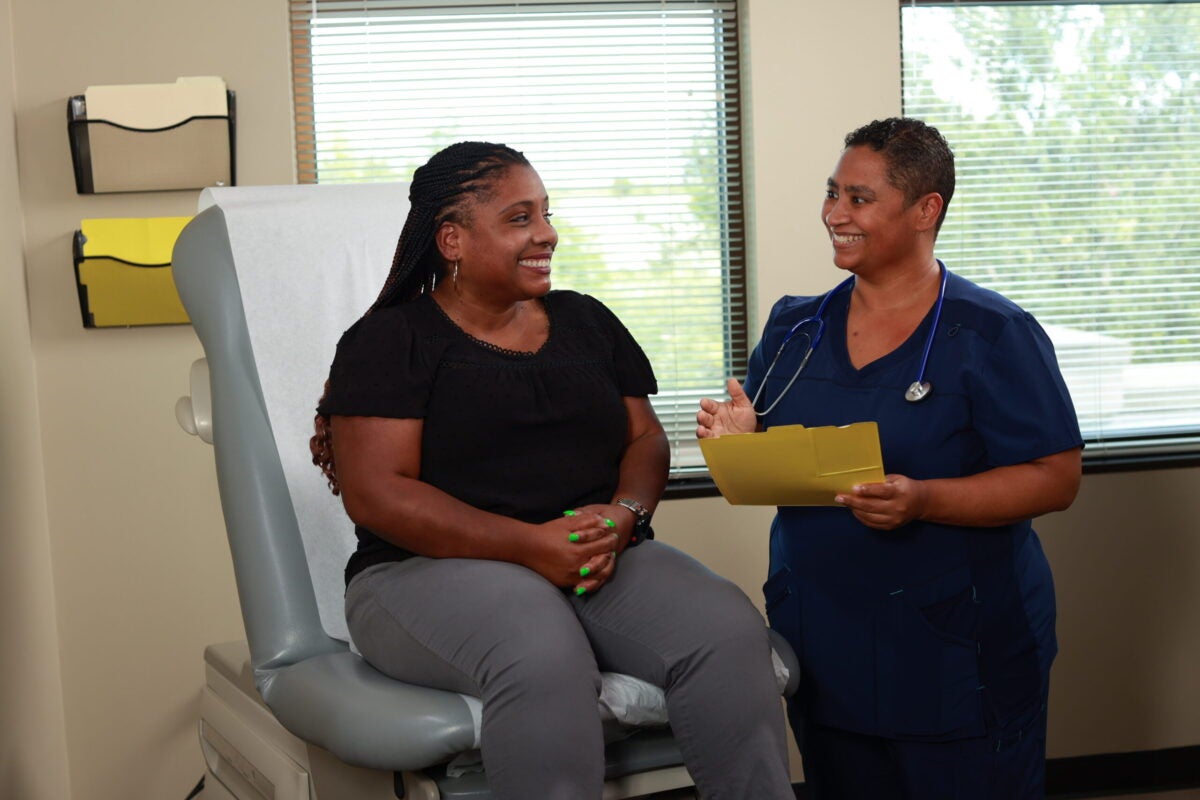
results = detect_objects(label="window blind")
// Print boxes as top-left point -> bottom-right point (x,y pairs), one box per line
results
901,1 -> 1200,463
290,0 -> 747,478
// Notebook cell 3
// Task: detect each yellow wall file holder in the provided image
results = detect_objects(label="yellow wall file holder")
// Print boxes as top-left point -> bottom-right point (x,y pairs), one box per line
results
68,76 -> 235,194
73,217 -> 192,328
699,422 -> 886,505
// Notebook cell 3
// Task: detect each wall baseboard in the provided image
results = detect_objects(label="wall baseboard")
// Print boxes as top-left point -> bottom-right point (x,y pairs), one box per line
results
1046,744 -> 1200,798
788,744 -> 1200,799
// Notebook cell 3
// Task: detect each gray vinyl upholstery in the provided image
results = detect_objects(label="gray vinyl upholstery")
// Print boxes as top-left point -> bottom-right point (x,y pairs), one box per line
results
172,192 -> 800,781
174,205 -> 480,770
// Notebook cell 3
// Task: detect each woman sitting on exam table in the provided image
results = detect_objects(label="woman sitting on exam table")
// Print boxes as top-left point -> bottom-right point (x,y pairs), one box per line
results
309,141 -> 794,800
697,118 -> 1083,800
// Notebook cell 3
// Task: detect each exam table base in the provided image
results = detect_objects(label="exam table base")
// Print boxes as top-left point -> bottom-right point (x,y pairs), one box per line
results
197,641 -> 697,800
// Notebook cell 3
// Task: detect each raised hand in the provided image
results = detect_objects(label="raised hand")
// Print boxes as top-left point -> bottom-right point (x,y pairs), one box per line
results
696,377 -> 758,439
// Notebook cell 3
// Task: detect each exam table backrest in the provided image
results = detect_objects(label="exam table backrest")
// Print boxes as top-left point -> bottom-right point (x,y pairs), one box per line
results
178,183 -> 405,660
172,184 -> 495,771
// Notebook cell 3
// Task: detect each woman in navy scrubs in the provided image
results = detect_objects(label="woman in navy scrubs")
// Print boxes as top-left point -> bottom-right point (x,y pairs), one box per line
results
697,118 -> 1083,799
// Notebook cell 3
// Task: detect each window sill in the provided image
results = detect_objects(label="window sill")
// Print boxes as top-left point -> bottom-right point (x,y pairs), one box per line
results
664,450 -> 1200,501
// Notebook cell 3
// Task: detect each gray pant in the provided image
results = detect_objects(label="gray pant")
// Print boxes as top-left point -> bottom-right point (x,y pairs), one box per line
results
346,540 -> 793,800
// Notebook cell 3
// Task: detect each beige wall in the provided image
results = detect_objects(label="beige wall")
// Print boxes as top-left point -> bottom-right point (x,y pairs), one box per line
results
6,0 -> 295,797
0,0 -> 71,797
1037,469 -> 1200,754
1,0 -> 1197,797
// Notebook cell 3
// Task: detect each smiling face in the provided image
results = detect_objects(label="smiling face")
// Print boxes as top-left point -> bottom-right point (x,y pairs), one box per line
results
821,145 -> 940,278
438,164 -> 558,306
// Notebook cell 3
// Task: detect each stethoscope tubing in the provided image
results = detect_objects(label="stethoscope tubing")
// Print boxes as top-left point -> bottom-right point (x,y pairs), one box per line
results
907,263 -> 949,402
751,262 -> 948,416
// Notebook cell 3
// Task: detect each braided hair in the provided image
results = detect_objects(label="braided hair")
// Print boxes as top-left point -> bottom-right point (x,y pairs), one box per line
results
310,141 -> 531,494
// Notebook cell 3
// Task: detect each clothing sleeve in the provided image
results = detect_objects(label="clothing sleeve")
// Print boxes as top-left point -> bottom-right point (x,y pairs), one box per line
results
742,295 -> 793,401
582,294 -> 658,396
318,309 -> 433,419
970,311 -> 1084,467
742,339 -> 769,406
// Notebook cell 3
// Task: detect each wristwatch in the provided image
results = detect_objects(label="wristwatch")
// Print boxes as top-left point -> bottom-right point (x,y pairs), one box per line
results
614,498 -> 653,544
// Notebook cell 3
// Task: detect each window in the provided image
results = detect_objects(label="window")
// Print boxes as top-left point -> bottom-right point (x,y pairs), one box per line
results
290,0 -> 746,479
901,1 -> 1200,465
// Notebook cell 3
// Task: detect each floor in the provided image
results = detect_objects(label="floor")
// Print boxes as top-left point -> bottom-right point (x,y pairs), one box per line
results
641,790 -> 1200,800
641,786 -> 1200,799
1093,793 -> 1200,800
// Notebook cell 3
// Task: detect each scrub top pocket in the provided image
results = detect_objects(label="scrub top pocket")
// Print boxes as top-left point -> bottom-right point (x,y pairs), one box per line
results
876,565 -> 987,739
763,565 -> 800,657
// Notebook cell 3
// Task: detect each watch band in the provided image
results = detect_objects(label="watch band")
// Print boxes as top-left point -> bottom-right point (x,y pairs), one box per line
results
614,498 -> 652,543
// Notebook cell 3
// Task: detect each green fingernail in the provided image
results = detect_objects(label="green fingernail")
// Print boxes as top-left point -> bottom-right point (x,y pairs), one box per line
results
579,566 -> 591,577
568,533 -> 580,542
563,510 -> 577,516
604,518 -> 615,528
575,586 -> 587,596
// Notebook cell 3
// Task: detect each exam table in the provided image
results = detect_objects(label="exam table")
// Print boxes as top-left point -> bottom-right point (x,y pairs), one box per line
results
172,183 -> 799,800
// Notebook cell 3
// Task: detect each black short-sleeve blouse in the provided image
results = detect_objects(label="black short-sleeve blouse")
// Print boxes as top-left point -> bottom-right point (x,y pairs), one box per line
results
319,290 -> 658,584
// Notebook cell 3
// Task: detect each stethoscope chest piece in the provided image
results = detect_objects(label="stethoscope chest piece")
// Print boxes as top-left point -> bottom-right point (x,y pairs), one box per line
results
905,380 -> 932,403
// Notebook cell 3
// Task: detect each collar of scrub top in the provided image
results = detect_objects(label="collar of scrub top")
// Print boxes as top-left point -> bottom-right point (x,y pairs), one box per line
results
750,260 -> 949,416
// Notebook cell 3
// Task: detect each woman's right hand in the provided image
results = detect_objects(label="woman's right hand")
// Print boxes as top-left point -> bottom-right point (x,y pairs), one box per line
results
522,512 -> 618,589
696,377 -> 758,438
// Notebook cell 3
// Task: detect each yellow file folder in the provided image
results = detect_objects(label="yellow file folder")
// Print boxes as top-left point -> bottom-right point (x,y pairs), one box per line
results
73,217 -> 192,328
699,422 -> 886,506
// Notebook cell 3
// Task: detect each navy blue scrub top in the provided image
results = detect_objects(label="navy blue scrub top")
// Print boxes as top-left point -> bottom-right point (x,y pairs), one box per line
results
745,268 -> 1083,742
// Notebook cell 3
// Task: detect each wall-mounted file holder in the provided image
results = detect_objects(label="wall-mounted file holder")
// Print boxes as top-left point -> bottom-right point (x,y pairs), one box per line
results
68,76 -> 236,194
73,217 -> 192,328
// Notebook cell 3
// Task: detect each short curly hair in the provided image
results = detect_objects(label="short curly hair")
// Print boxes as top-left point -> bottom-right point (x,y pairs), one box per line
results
844,117 -> 955,233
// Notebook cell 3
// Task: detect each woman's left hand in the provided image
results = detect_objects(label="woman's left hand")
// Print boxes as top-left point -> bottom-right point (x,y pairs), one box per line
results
835,474 -> 929,531
835,449 -> 1081,530
566,503 -> 628,593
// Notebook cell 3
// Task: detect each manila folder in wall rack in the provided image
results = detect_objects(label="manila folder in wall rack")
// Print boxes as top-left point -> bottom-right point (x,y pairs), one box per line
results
699,422 -> 886,505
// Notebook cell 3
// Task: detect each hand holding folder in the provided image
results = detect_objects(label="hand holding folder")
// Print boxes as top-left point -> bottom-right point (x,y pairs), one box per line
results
699,422 -> 885,505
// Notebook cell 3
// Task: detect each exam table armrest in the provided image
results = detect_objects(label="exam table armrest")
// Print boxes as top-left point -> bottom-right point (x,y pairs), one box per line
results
259,651 -> 478,772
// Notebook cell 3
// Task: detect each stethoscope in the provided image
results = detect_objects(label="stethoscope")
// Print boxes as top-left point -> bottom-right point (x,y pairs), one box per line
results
750,261 -> 948,416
